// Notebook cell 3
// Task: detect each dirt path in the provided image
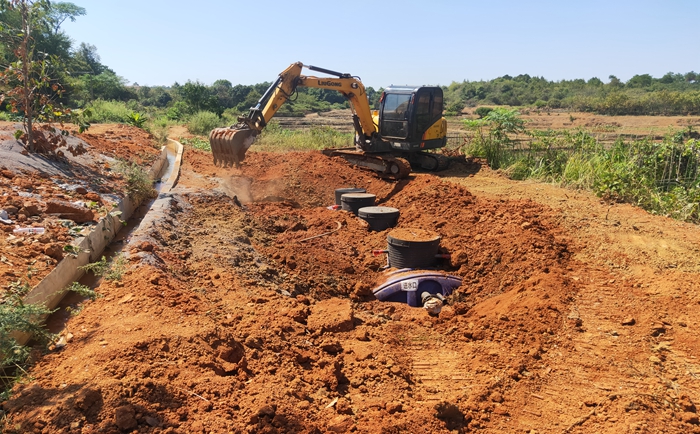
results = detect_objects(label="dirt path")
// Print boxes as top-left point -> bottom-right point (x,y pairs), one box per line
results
2,143 -> 700,433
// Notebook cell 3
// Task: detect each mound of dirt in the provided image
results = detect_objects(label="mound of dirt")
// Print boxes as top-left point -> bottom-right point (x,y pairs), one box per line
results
3,141 -> 700,433
0,123 -> 161,295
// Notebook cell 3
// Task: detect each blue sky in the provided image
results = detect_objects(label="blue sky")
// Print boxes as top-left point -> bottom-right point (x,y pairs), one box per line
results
62,0 -> 699,89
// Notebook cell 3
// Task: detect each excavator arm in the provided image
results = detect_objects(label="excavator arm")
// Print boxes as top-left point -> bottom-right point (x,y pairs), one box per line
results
240,62 -> 377,140
210,62 -> 379,167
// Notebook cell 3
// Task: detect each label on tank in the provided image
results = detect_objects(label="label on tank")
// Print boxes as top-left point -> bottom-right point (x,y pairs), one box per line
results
401,280 -> 419,291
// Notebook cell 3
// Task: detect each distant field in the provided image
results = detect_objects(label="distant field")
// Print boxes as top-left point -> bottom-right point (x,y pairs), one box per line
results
272,108 -> 700,146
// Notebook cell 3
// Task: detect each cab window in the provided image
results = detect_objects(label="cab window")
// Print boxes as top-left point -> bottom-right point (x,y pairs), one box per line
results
431,92 -> 443,119
381,93 -> 411,138
415,92 -> 431,132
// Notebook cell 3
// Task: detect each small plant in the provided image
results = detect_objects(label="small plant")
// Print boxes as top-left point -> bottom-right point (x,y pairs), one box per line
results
113,161 -> 156,203
0,294 -> 54,392
79,256 -> 109,276
104,254 -> 127,281
6,279 -> 31,298
65,282 -> 101,301
63,244 -> 83,255
180,136 -> 211,152
79,254 -> 127,281
126,112 -> 147,129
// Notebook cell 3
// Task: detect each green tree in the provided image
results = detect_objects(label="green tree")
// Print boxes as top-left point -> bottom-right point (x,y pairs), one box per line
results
0,0 -> 57,150
176,80 -> 221,115
70,42 -> 108,75
627,74 -> 653,89
211,79 -> 235,109
44,1 -> 85,35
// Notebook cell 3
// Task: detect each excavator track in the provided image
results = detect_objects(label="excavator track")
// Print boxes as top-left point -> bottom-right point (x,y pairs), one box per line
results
411,152 -> 451,172
322,148 -> 411,180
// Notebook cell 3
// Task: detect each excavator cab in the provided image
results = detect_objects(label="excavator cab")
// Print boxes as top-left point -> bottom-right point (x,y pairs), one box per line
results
378,86 -> 445,151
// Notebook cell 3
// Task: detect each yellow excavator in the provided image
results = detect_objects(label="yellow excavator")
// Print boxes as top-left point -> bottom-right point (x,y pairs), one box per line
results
209,62 -> 448,179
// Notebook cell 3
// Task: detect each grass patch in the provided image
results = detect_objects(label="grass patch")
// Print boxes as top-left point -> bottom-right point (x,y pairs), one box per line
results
462,111 -> 700,223
254,122 -> 353,152
180,136 -> 211,152
179,121 -> 353,154
83,99 -> 132,123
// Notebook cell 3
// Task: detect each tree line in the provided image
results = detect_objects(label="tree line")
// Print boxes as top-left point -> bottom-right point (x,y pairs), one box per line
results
443,73 -> 700,116
1,0 -> 699,132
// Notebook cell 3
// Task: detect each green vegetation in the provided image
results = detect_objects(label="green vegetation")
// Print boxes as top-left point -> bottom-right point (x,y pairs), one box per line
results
444,73 -> 700,116
462,110 -> 700,223
463,108 -> 526,169
146,116 -> 175,145
179,136 -> 211,151
65,282 -> 101,300
113,161 -> 156,203
79,254 -> 127,281
186,110 -> 222,135
1,287 -> 53,399
180,121 -> 353,153
83,99 -> 132,123
254,122 -> 353,152
125,111 -> 147,129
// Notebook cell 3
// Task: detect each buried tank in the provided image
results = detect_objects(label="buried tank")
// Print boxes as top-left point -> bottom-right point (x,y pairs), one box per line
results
358,206 -> 400,231
334,187 -> 366,205
372,269 -> 463,314
387,228 -> 441,268
341,193 -> 376,215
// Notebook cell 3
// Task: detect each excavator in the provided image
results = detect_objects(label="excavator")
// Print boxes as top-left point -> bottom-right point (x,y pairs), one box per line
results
209,62 -> 448,179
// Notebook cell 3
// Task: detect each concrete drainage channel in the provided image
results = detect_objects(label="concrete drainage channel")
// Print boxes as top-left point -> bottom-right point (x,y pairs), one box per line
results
17,138 -> 184,345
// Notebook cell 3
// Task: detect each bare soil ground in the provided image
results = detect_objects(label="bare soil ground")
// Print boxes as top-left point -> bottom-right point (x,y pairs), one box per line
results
2,123 -> 700,433
0,123 -> 161,298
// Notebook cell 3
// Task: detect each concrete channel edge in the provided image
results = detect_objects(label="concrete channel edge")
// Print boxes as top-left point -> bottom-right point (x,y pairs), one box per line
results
17,138 -> 184,345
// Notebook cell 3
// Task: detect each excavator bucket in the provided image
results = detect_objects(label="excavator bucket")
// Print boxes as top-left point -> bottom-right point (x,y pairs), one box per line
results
209,128 -> 257,168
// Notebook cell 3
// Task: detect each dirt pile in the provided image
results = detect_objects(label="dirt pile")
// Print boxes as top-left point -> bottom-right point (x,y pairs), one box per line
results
0,123 -> 160,296
3,142 -> 700,433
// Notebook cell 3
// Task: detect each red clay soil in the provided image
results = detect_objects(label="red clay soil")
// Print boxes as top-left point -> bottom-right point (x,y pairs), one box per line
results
2,141 -> 700,433
0,123 -> 160,299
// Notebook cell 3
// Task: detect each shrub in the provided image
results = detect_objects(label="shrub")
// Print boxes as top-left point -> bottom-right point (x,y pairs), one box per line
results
66,282 -> 101,301
165,106 -> 183,121
83,99 -> 132,123
474,107 -> 493,118
126,112 -> 147,129
113,161 -> 156,203
79,254 -> 127,281
146,116 -> 174,144
221,108 -> 242,126
186,111 -> 221,136
1,301 -> 53,360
